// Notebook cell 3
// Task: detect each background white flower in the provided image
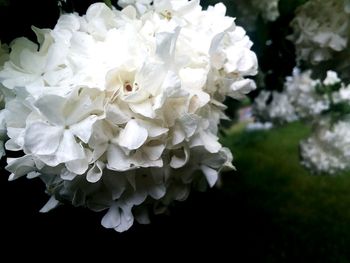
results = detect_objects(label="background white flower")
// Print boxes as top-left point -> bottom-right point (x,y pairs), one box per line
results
300,119 -> 350,174
288,0 -> 350,65
253,69 -> 350,124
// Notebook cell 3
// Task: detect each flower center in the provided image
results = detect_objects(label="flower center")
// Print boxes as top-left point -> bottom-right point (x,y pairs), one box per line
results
124,82 -> 133,92
161,10 -> 172,20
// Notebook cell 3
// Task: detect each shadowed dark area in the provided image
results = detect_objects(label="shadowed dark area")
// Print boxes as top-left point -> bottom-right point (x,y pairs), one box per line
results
2,122 -> 350,262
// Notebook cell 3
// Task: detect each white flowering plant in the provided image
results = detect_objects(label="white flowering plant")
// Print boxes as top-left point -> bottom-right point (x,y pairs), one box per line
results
253,67 -> 350,174
0,0 -> 257,232
234,0 -> 350,176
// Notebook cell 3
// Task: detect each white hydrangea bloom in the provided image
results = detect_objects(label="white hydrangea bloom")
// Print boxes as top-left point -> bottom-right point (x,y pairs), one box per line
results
289,0 -> 350,64
253,90 -> 298,123
253,68 -> 349,124
0,2 -> 257,232
301,119 -> 350,174
251,0 -> 279,22
283,68 -> 329,119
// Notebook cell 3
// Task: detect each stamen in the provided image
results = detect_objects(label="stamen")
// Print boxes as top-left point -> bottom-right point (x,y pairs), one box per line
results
124,82 -> 133,92
161,10 -> 172,20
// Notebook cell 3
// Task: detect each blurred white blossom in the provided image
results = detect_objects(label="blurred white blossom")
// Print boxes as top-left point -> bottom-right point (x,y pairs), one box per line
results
301,119 -> 350,174
0,1 -> 257,232
253,69 -> 350,124
251,0 -> 279,22
289,0 -> 350,64
254,68 -> 350,175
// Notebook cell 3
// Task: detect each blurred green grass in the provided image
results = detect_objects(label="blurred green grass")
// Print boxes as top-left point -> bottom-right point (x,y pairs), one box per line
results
220,122 -> 350,262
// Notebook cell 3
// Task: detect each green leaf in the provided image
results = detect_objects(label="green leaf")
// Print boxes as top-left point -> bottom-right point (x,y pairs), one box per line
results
104,0 -> 112,8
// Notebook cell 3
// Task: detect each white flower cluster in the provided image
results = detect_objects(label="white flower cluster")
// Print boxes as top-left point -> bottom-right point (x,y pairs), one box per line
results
301,119 -> 350,174
253,69 -> 350,124
251,0 -> 280,22
289,0 -> 350,64
254,68 -> 350,174
0,1 -> 257,232
253,90 -> 298,124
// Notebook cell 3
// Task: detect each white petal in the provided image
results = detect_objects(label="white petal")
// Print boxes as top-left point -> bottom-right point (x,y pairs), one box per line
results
105,104 -> 131,124
127,190 -> 147,206
148,184 -> 166,200
92,142 -> 108,162
5,128 -> 25,151
136,62 -> 165,96
26,171 -> 40,179
35,95 -> 66,125
5,99 -> 31,127
119,119 -> 148,150
107,144 -> 132,171
171,124 -> 185,145
39,196 -> 60,213
179,67 -> 207,90
101,202 -> 134,232
142,143 -> 165,161
56,130 -> 85,163
224,47 -> 258,76
24,122 -> 63,155
114,203 -> 134,232
60,168 -> 77,180
87,161 -> 105,183
170,147 -> 189,169
188,91 -> 210,111
179,114 -> 198,137
229,79 -> 256,98
129,101 -> 155,118
200,131 -> 222,153
66,157 -> 89,175
69,115 -> 99,143
101,204 -> 121,229
89,120 -> 112,147
6,156 -> 36,181
153,72 -> 185,111
122,89 -> 149,103
65,91 -> 104,125
201,165 -> 218,187
137,120 -> 168,138
155,28 -> 180,63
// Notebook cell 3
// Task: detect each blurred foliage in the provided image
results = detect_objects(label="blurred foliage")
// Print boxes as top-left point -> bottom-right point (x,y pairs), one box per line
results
220,121 -> 350,262
0,0 -> 9,6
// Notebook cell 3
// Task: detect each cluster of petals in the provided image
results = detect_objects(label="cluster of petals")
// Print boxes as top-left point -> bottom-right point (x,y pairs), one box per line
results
254,68 -> 350,175
253,69 -> 350,124
288,0 -> 350,64
301,119 -> 350,174
0,1 -> 257,231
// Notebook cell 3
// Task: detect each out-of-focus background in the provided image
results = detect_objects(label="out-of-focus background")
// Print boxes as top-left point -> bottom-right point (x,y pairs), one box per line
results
1,1 -> 350,261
